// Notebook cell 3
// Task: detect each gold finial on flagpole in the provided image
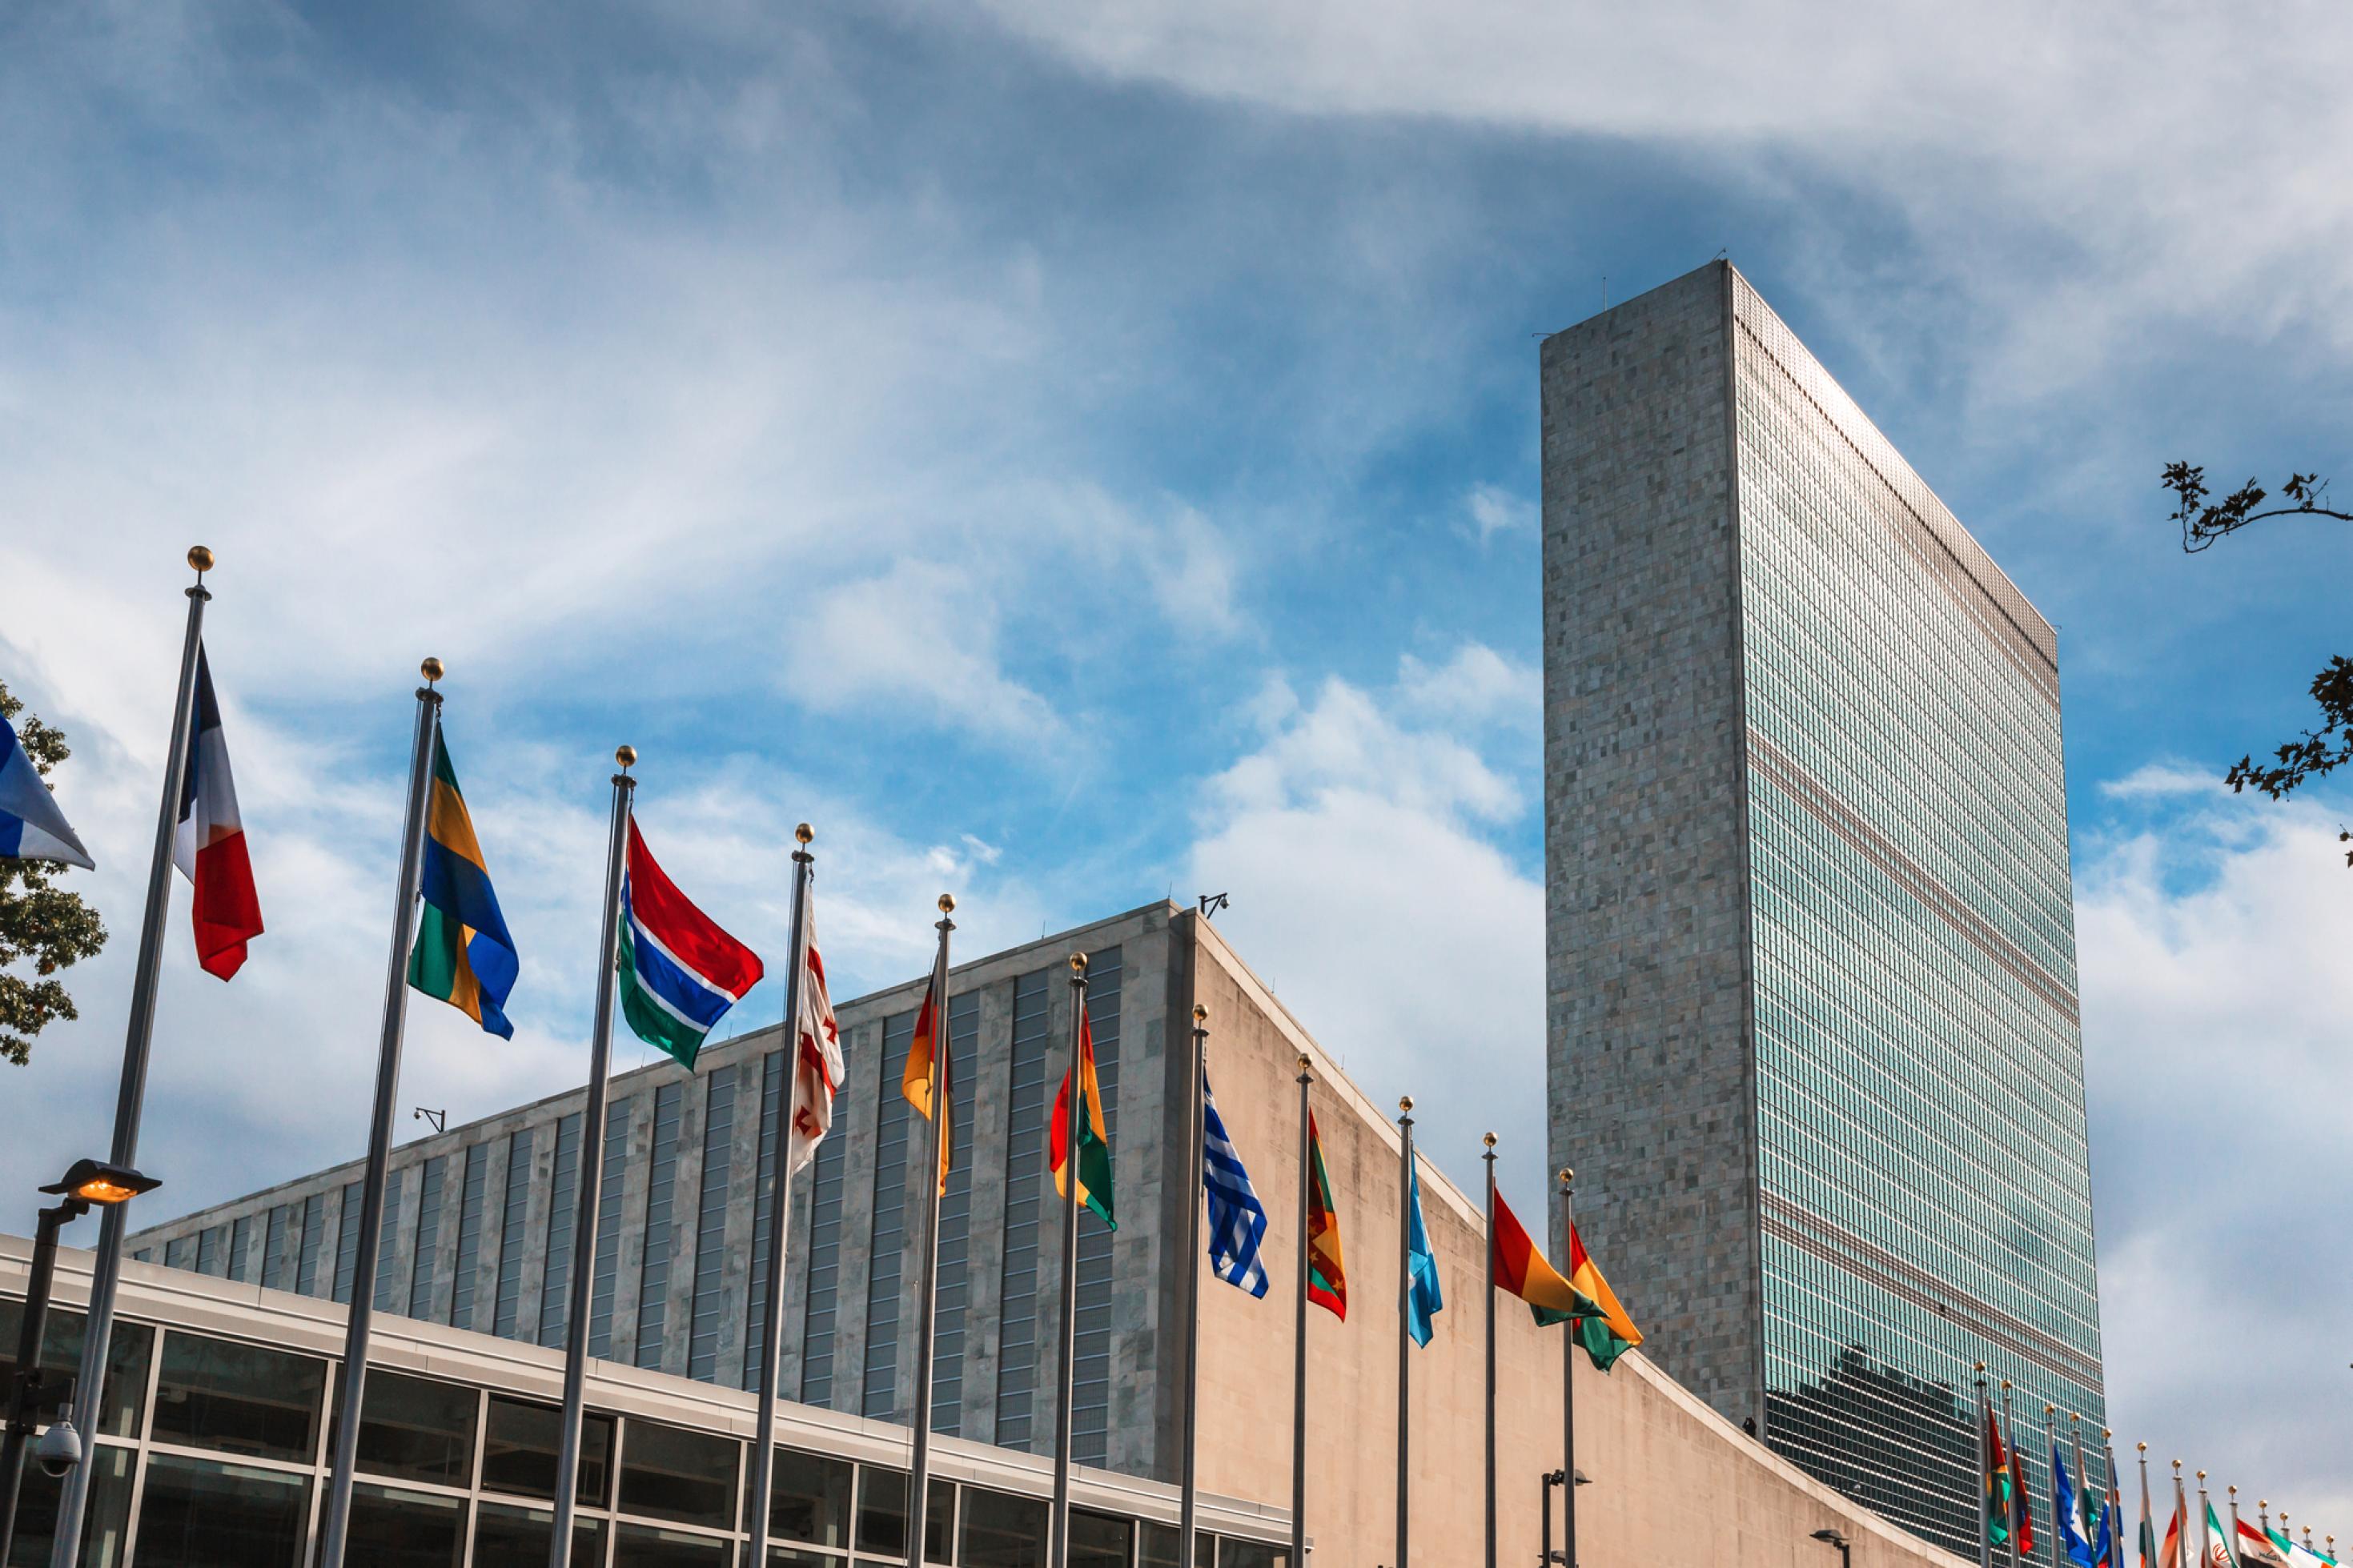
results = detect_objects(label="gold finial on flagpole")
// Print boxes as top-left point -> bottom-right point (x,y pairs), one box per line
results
2002,1379 -> 2013,1390
1483,1132 -> 1497,1149
1069,951 -> 1088,975
1559,1167 -> 1573,1185
795,823 -> 813,844
420,657 -> 444,685
938,893 -> 955,913
1398,1095 -> 1413,1115
615,745 -> 636,770
187,545 -> 215,576
2138,1441 -> 2146,1452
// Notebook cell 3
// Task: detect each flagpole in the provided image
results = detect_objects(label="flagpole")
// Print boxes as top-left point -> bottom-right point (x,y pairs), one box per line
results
1395,1097 -> 1415,1568
1478,1134 -> 1498,1568
544,748 -> 636,1566
2174,1463 -> 2186,1568
2230,1487 -> 2243,1564
50,548 -> 211,1568
1978,1366 -> 1994,1568
2138,1443 -> 2153,1568
747,824 -> 815,1565
2047,1406 -> 2061,1564
2198,1474 -> 2210,1567
1177,1005 -> 1208,1568
1050,952 -> 1089,1568
2073,1415 -> 2090,1546
321,659 -> 445,1568
1560,1166 -> 1580,1568
907,895 -> 956,1568
1289,1051 -> 1311,1568
2105,1433 -> 2122,1567
2002,1383 -> 2022,1568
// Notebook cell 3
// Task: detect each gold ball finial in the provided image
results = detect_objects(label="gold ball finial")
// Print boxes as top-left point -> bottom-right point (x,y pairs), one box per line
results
2198,1470 -> 2206,1482
615,745 -> 636,769
939,893 -> 956,913
1296,1052 -> 1311,1072
1559,1166 -> 1574,1185
1974,1361 -> 1986,1374
795,823 -> 813,844
420,656 -> 444,684
1483,1132 -> 1498,1149
2138,1441 -> 2146,1453
2046,1404 -> 2056,1415
2002,1379 -> 2013,1390
187,545 -> 215,574
1069,951 -> 1089,974
1398,1095 -> 1413,1114
1193,1004 -> 1207,1024
2230,1486 -> 2238,1498
2102,1427 -> 2111,1440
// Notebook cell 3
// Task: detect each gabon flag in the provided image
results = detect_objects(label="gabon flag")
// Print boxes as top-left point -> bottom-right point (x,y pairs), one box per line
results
171,648 -> 262,979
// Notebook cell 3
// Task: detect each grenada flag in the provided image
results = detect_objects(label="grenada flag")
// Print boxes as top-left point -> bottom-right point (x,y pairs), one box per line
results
617,817 -> 763,1071
1305,1111 -> 1346,1319
1050,1000 -> 1114,1229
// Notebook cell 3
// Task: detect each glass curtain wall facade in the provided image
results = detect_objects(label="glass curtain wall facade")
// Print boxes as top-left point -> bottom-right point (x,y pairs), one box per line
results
1541,262 -> 2105,1557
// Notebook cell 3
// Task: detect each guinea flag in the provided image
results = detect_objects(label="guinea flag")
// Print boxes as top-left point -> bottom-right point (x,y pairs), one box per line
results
171,646 -> 262,979
1491,1185 -> 1587,1324
1306,1111 -> 1346,1319
1050,1001 -> 1114,1229
617,817 -> 764,1071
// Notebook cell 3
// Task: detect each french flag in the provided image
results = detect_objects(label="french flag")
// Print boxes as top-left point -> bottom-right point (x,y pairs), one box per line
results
171,647 -> 262,979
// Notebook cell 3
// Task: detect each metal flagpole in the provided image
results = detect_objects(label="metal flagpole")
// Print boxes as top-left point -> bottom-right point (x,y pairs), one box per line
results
1483,1134 -> 1499,1568
2197,1474 -> 2210,1567
1177,1006 -> 1208,1568
1050,952 -> 1089,1568
2104,1434 -> 2122,1568
2047,1406 -> 2061,1565
1289,1051 -> 1310,1568
2229,1487 -> 2243,1566
747,825 -> 816,1565
2174,1462 -> 2186,1568
1977,1367 -> 1994,1568
1395,1097 -> 1415,1568
2002,1383 -> 2022,1568
1560,1167 -> 1580,1568
2073,1416 -> 2090,1548
50,547 -> 211,1568
321,659 -> 446,1568
906,896 -> 956,1568
546,748 -> 636,1566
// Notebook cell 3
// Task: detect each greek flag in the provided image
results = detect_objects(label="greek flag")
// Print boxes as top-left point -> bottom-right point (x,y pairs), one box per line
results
1202,1077 -> 1270,1298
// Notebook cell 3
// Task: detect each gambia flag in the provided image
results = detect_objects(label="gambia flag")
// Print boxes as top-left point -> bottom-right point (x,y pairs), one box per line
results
618,817 -> 763,1070
1050,1000 -> 1114,1228
1306,1110 -> 1346,1319
406,726 -> 518,1037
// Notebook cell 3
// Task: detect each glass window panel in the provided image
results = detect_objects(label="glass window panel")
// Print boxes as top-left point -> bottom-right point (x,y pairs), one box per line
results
1070,1510 -> 1131,1568
958,1487 -> 1049,1568
483,1394 -> 611,1506
449,1141 -> 490,1329
151,1330 -> 326,1462
612,1522 -> 733,1567
328,1367 -> 476,1487
0,1303 -> 151,1439
1070,947 -> 1121,1466
2,1442 -> 132,1568
992,970 -> 1052,1450
764,1551 -> 843,1568
618,1418 -> 737,1530
851,1469 -> 951,1563
495,1126 -> 536,1339
689,1065 -> 737,1385
474,1502 -> 608,1567
347,1482 -> 465,1568
862,1012 -> 917,1421
408,1157 -> 445,1317
743,1053 -> 785,1391
1215,1541 -> 1287,1568
745,1446 -> 850,1548
134,1453 -> 311,1568
539,1113 -> 584,1349
588,1097 -> 632,1358
635,1081 -> 686,1369
1138,1522 -> 1182,1568
373,1165 -> 408,1313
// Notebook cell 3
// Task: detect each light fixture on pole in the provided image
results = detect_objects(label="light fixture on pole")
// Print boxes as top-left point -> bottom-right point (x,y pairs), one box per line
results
0,1160 -> 159,1560
1810,1527 -> 1853,1568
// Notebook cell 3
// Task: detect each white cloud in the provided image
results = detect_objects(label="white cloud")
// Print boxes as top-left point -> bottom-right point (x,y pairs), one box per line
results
1396,644 -> 1539,732
1462,481 -> 1534,544
1213,672 -> 1521,824
2099,761 -> 2232,801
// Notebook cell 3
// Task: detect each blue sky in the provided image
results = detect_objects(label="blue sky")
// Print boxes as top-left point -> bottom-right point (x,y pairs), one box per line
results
5,0 -> 2352,1528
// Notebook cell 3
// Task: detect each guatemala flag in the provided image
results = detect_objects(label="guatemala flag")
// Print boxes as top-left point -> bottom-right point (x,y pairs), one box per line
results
1200,1076 -> 1269,1298
617,816 -> 764,1071
0,713 -> 94,869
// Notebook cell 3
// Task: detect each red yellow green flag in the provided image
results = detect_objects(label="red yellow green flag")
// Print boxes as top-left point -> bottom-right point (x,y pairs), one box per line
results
1050,1004 -> 1115,1229
901,966 -> 953,1196
1491,1187 -> 1588,1323
1306,1112 -> 1345,1319
1565,1223 -> 1642,1370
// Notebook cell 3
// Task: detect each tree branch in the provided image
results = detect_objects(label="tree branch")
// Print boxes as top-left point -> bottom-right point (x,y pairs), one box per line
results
2163,461 -> 2353,551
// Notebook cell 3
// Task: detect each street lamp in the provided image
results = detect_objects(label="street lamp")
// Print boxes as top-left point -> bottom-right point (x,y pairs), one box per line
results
1812,1527 -> 1853,1568
1540,1469 -> 1592,1566
0,1159 -> 159,1560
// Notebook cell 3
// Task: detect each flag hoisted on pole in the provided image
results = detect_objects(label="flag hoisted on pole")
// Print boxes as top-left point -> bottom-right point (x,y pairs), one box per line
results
1483,1133 -> 1500,1568
2166,1462 -> 2187,1568
1049,952 -> 1095,1568
1985,1377 -> 2012,1558
1288,1051 -> 1315,1568
50,547 -> 213,1566
1179,1006 -> 1211,1568
322,657 -> 462,1568
1560,1167 -> 1580,1568
749,824 -> 834,1565
2002,1383 -> 2030,1567
1394,1097 -> 1440,1568
173,646 -> 263,979
905,894 -> 957,1568
1977,1367 -> 1995,1568
0,715 -> 93,869
548,747 -> 639,1565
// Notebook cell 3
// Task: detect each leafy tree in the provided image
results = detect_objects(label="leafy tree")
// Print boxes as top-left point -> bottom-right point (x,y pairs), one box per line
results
0,680 -> 108,1063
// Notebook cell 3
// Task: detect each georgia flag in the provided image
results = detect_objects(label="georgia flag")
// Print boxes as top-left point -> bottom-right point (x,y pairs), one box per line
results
171,646 -> 262,979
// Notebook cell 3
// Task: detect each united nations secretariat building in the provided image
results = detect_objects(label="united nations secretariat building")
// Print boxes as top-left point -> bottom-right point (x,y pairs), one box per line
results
2,263 -> 2095,1568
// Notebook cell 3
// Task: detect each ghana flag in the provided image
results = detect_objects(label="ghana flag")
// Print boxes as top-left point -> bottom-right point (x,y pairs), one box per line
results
1564,1222 -> 1642,1370
1050,999 -> 1114,1228
1306,1110 -> 1345,1318
406,727 -> 518,1037
617,816 -> 764,1070
1489,1188 -> 1642,1369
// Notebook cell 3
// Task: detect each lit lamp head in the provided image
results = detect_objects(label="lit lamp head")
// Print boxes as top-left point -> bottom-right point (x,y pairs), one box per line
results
42,1158 -> 161,1207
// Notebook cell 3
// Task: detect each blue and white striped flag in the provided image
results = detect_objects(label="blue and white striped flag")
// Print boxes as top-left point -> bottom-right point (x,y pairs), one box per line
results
1202,1076 -> 1270,1298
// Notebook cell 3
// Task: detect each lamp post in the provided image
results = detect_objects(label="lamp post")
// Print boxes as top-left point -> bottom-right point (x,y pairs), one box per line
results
0,1159 -> 160,1561
1811,1528 -> 1853,1568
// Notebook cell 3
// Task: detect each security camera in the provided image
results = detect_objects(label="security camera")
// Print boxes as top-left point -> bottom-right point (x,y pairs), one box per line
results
35,1413 -> 82,1478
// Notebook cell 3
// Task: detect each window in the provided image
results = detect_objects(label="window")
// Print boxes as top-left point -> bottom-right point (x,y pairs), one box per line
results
348,1482 -> 466,1568
135,1454 -> 311,1568
618,1419 -> 737,1531
261,1205 -> 292,1291
296,1194 -> 325,1297
743,1050 -> 785,1391
854,1468 -> 952,1564
164,1235 -> 193,1271
1071,946 -> 1123,1466
612,1522 -> 732,1566
959,1487 -> 1049,1568
151,1330 -> 325,1462
864,1010 -> 918,1419
474,1501 -> 608,1566
1,1435 -> 132,1566
588,1097 -> 633,1358
227,1214 -> 252,1282
689,1063 -> 737,1382
1215,1541 -> 1288,1568
449,1141 -> 490,1329
496,1126 -> 536,1338
409,1155 -> 446,1317
331,1367 -> 476,1487
929,990 -> 982,1435
747,1446 -> 851,1549
636,1081 -> 687,1369
482,1394 -> 611,1507
1070,1510 -> 1132,1568
373,1165 -> 408,1312
798,1077 -> 849,1407
539,1112 -> 584,1348
195,1224 -> 223,1277
993,970 -> 1053,1449
0,1301 -> 151,1439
